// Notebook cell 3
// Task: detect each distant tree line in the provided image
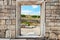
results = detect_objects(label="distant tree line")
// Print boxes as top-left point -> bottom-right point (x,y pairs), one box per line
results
31,15 -> 40,18
21,15 -> 26,17
21,15 -> 40,18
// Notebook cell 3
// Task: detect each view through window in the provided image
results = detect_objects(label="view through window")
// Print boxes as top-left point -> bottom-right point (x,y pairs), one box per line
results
20,5 -> 41,36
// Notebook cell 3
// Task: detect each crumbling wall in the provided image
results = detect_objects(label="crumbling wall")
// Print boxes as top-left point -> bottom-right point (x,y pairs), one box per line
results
45,0 -> 60,40
0,0 -> 16,38
0,0 -> 60,40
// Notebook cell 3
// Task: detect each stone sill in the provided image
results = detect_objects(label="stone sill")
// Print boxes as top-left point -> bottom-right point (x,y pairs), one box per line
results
16,36 -> 43,39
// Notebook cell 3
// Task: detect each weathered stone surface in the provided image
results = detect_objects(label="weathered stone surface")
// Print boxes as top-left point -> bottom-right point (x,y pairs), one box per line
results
46,10 -> 52,14
50,3 -> 60,6
46,1 -> 60,40
0,1 -> 3,5
58,35 -> 60,39
0,25 -> 8,29
0,13 -> 10,17
0,32 -> 5,38
46,6 -> 51,9
11,19 -> 16,25
49,33 -> 57,39
46,0 -> 59,2
12,1 -> 16,5
47,22 -> 55,26
3,13 -> 10,16
46,3 -> 51,6
46,13 -> 51,17
10,13 -> 16,19
11,10 -> 16,14
4,0 -> 7,5
9,30 -> 16,38
9,25 -> 15,30
50,27 -> 60,31
0,20 -> 5,25
0,16 -> 9,19
11,6 -> 16,10
9,0 -> 12,5
51,6 -> 58,9
5,20 -> 11,25
46,17 -> 55,20
0,0 -> 60,39
0,13 -> 4,16
0,39 -> 9,40
11,39 -> 26,40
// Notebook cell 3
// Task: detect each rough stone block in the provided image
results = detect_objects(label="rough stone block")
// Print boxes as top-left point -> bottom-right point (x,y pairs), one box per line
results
11,6 -> 16,10
58,35 -> 60,39
46,3 -> 51,6
0,1 -> 3,5
0,16 -> 9,19
46,20 -> 51,22
9,0 -> 12,5
48,22 -> 55,26
50,3 -> 59,6
11,19 -> 16,25
46,0 -> 59,2
51,6 -> 58,9
49,33 -> 57,39
56,16 -> 60,19
46,13 -> 51,17
0,20 -> 5,25
46,10 -> 52,14
0,25 -> 8,29
46,6 -> 51,9
11,10 -> 16,14
0,32 -> 5,38
10,13 -> 16,19
4,0 -> 7,5
5,20 -> 11,25
9,25 -> 15,30
3,13 -> 10,16
0,25 -> 4,29
50,27 -> 60,31
54,23 -> 60,27
12,1 -> 16,5
11,39 -> 26,40
10,30 -> 15,38
0,13 -> 4,16
46,17 -> 55,20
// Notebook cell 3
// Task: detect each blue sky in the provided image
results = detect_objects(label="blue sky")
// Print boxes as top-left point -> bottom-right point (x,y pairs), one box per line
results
21,5 -> 41,16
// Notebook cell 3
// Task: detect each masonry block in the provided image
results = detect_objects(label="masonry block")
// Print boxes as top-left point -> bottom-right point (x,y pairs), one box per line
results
0,1 -> 3,5
9,25 -> 15,30
5,20 -> 11,25
11,19 -> 16,25
0,20 -> 5,25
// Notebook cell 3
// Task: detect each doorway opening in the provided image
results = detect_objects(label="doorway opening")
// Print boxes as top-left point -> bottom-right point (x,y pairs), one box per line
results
20,5 -> 41,36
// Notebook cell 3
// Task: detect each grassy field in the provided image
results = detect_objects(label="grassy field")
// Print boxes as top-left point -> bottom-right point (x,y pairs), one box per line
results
21,15 -> 40,26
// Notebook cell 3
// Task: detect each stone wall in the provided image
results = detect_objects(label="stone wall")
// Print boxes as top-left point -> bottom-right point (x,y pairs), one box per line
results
0,0 -> 16,38
0,0 -> 60,40
45,0 -> 60,40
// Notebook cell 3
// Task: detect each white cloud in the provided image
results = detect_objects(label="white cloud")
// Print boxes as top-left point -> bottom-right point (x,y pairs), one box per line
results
32,5 -> 38,8
21,10 -> 32,15
21,10 -> 32,13
21,10 -> 40,15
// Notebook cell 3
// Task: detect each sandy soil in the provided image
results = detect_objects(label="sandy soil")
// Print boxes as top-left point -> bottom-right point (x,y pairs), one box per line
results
21,26 -> 41,36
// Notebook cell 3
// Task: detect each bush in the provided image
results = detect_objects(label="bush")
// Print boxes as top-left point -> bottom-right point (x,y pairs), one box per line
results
21,15 -> 26,17
31,15 -> 37,18
37,16 -> 40,18
31,15 -> 40,18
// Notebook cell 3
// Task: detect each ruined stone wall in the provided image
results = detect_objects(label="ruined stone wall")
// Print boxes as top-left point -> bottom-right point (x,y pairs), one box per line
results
0,0 -> 60,40
45,0 -> 60,40
0,0 -> 16,38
